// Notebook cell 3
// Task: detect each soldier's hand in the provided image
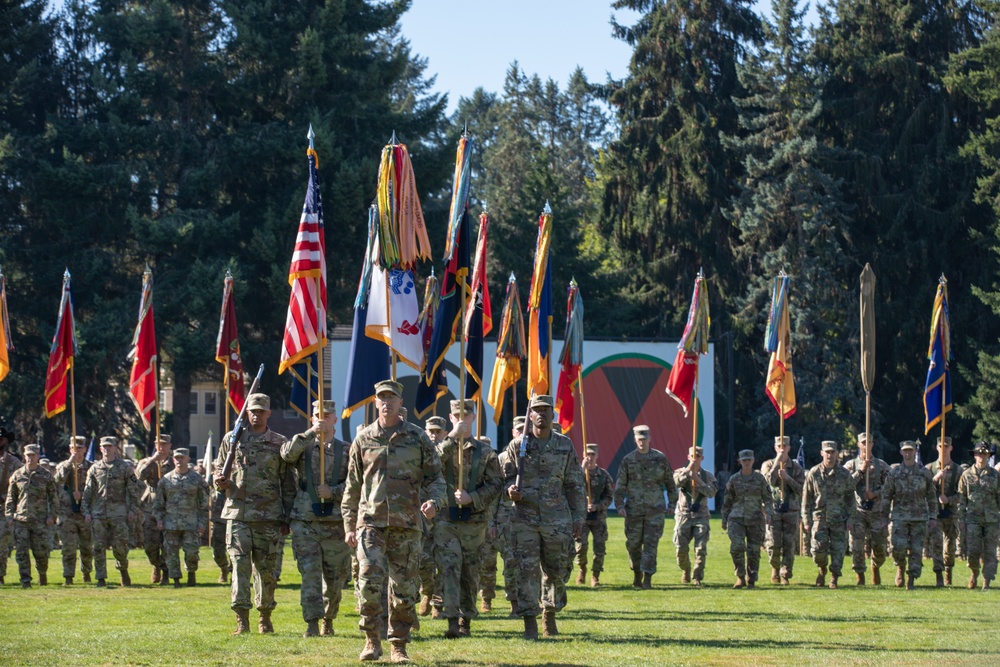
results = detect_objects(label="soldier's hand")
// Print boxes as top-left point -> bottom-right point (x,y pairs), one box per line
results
572,521 -> 583,539
421,500 -> 437,520
507,487 -> 523,502
345,531 -> 358,548
860,458 -> 871,472
721,520 -> 727,531
488,525 -> 498,540
84,515 -> 92,524
318,484 -> 333,500
214,473 -> 230,490
73,491 -> 82,501
449,421 -> 469,441
618,507 -> 626,518
280,522 -> 290,537
933,470 -> 945,483
156,520 -> 163,531
587,503 -> 597,513
128,512 -> 135,523
928,519 -> 937,531
939,494 -> 949,505
864,490 -> 877,501
803,521 -> 811,533
454,489 -> 472,506
779,469 -> 792,482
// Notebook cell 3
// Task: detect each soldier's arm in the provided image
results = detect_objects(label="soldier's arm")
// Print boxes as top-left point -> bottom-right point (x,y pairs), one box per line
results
125,467 -> 140,514
673,467 -> 691,489
81,469 -> 94,516
613,459 -> 628,509
701,471 -> 718,499
800,473 -> 813,521
341,439 -> 363,533
663,458 -> 679,509
501,440 -> 519,492
4,475 -> 16,518
53,462 -> 70,486
278,445 -> 297,521
563,443 -> 586,524
152,477 -> 167,524
761,460 -> 778,486
470,449 -> 503,512
760,475 -> 773,522
956,474 -> 968,521
330,440 -> 351,501
280,430 -> 314,464
924,470 -> 938,517
134,457 -> 157,483
786,464 -> 804,495
197,477 -> 209,533
598,470 -> 614,510
47,476 -> 59,522
419,433 -> 447,510
721,477 -> 734,523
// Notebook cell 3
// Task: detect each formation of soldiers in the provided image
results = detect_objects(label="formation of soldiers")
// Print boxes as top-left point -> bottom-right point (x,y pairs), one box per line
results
5,392 -> 1000,664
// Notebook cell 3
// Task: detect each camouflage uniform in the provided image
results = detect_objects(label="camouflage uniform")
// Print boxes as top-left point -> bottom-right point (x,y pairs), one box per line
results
958,464 -> 1000,584
153,466 -> 209,580
843,456 -> 890,578
882,461 -> 936,580
0,452 -> 23,582
722,469 -> 772,584
135,454 -> 174,576
613,449 -> 677,576
214,427 -> 295,613
209,487 -> 229,579
54,458 -> 94,581
281,430 -> 352,624
5,462 -> 58,584
82,456 -> 139,581
802,462 -> 856,579
926,459 -> 965,577
576,465 -> 614,579
759,456 -> 805,580
341,420 -> 446,643
485,449 -> 519,609
501,430 -> 585,618
672,466 -> 717,582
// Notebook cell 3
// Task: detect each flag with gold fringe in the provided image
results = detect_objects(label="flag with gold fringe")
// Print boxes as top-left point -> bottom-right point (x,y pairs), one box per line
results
764,273 -> 795,418
128,268 -> 158,429
488,274 -> 526,424
923,276 -> 952,433
527,203 -> 553,397
44,270 -> 78,418
665,271 -> 710,418
555,280 -> 583,433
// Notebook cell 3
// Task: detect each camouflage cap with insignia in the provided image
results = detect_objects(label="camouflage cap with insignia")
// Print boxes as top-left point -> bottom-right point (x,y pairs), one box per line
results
774,435 -> 790,446
425,416 -> 447,431
374,380 -> 403,397
528,394 -> 554,410
312,399 -> 337,415
449,399 -> 476,415
172,447 -> 189,458
856,432 -> 868,444
690,446 -> 704,457
513,416 -> 526,428
899,440 -> 917,451
99,436 -> 118,448
157,434 -> 172,445
937,436 -> 953,447
585,443 -> 599,454
70,435 -> 87,447
633,425 -> 650,437
738,448 -> 755,460
246,393 -> 271,411
23,443 -> 40,455
821,440 -> 839,452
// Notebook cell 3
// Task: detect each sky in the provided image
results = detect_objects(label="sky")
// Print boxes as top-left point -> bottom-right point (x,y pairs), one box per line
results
399,0 -> 822,114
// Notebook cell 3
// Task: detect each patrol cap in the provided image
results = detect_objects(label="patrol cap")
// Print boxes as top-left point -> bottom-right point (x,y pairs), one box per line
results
972,441 -> 990,455
425,416 -> 447,431
937,436 -> 953,447
374,380 -> 403,397
450,399 -> 476,415
633,425 -> 650,438
40,458 -> 51,465
585,443 -> 599,454
246,393 -> 271,411
312,399 -> 337,415
821,440 -> 839,452
528,394 -> 554,410
70,435 -> 87,447
774,436 -> 790,446
513,416 -> 526,428
738,449 -> 755,461
99,436 -> 118,448
23,444 -> 40,455
480,436 -> 492,446
899,440 -> 917,451
172,448 -> 189,458
689,446 -> 704,457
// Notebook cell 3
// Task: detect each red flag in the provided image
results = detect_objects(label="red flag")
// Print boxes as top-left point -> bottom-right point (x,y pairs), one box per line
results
664,273 -> 710,417
0,271 -> 13,383
216,272 -> 245,412
128,268 -> 158,429
665,350 -> 700,418
555,281 -> 583,433
44,270 -> 78,417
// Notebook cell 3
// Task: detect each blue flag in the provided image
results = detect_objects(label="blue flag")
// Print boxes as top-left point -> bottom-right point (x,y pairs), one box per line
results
796,438 -> 805,469
923,279 -> 952,434
85,436 -> 96,462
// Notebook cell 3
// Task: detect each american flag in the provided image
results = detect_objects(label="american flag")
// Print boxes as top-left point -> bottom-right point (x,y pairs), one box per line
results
278,134 -> 327,377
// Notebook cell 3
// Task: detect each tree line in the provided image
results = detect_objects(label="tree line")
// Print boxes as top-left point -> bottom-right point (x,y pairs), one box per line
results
2,0 -> 999,465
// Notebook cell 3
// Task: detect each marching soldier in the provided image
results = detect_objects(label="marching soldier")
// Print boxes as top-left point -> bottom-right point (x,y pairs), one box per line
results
213,392 -> 295,635
82,436 -> 139,587
673,446 -> 717,587
208,478 -> 230,583
135,434 -> 174,585
721,449 -> 771,588
490,415 -> 524,616
502,395 -> 585,640
5,443 -> 58,588
958,441 -> 1000,590
418,415 -> 446,618
281,399 -> 353,638
0,426 -> 23,585
613,425 -> 678,590
342,380 -> 446,662
926,436 -> 964,586
434,399 -> 502,638
575,443 -> 614,588
802,441 -> 856,588
843,433 -> 890,585
54,436 -> 94,585
760,435 -> 805,585
882,440 -> 937,589
154,448 -> 209,587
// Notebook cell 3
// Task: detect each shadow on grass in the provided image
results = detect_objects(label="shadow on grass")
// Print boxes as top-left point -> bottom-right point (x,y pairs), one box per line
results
573,634 -> 983,654
562,609 -> 940,624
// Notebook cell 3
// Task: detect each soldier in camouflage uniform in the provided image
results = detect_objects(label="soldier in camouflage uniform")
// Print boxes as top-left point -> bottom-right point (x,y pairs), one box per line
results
958,441 -> 1000,590
209,480 -> 230,583
613,424 -> 678,590
927,436 -> 965,587
281,399 -> 353,638
135,434 -> 174,585
418,415 -> 446,618
760,436 -> 805,585
575,443 -> 613,588
721,449 -> 771,588
0,427 -> 23,585
434,399 -> 502,638
153,448 -> 208,587
843,433 -> 890,586
501,395 -> 585,640
882,439 -> 937,589
82,436 -> 139,587
488,416 -> 524,616
673,446 -> 717,587
5,444 -> 58,587
802,441 -> 856,588
342,380 -> 446,663
213,393 -> 295,635
54,436 -> 93,585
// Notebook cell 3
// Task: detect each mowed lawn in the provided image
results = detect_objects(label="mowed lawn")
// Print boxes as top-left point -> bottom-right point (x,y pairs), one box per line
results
2,517 -> 997,666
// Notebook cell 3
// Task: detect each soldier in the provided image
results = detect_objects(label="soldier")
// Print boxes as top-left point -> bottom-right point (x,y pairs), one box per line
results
213,392 -> 294,635
342,380 -> 446,663
135,434 -> 174,585
281,399 -> 353,638
613,424 -> 678,590
760,436 -> 805,585
843,433 -> 891,586
925,436 -> 964,587
575,443 -> 614,588
721,449 -> 771,588
82,436 -> 139,587
153,448 -> 208,587
54,436 -> 93,585
208,476 -> 230,583
882,440 -> 937,589
434,399 -> 502,638
802,441 -> 856,588
418,415 -> 446,618
5,444 -> 58,588
501,395 -> 585,640
0,426 -> 23,585
491,415 -> 524,616
958,441 -> 1000,590
673,446 -> 717,587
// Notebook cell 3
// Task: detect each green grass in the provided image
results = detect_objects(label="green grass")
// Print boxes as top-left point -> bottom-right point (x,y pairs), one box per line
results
2,517 -> 997,666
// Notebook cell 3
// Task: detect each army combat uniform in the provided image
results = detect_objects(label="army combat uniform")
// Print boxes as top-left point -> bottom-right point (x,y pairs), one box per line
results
209,485 -> 230,582
926,457 -> 965,585
575,455 -> 614,586
883,449 -> 937,587
54,454 -> 93,583
843,453 -> 890,584
135,448 -> 174,583
0,450 -> 23,584
760,450 -> 805,583
802,448 -> 856,587
153,454 -> 209,585
673,462 -> 717,585
486,448 -> 519,612
722,455 -> 772,587
5,450 -> 58,587
958,448 -> 1000,589
82,440 -> 140,586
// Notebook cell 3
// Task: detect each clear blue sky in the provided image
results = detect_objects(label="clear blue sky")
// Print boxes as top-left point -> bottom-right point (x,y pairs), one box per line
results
399,0 -> 822,113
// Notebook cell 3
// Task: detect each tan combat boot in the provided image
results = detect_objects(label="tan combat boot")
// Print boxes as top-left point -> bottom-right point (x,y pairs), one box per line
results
681,569 -> 691,584
945,567 -> 952,586
151,567 -> 160,584
523,615 -> 539,640
871,564 -> 881,586
590,572 -> 600,587
969,568 -> 980,589
232,609 -> 251,635
815,566 -> 826,588
856,571 -> 865,586
480,598 -> 492,613
38,572 -> 47,586
734,576 -> 746,589
458,617 -> 471,637
321,618 -> 334,636
159,570 -> 169,586
359,632 -> 383,661
542,609 -> 558,637
771,567 -> 780,584
173,577 -> 182,588
780,574 -> 790,586
258,610 -> 274,634
895,566 -> 905,588
389,640 -> 410,663
418,594 -> 432,616
303,620 -> 320,637
829,574 -> 839,589
120,569 -> 131,587
632,571 -> 642,589
576,566 -> 586,585
983,578 -> 992,591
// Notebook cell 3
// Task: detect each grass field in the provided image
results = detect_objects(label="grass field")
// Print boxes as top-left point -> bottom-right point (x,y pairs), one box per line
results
2,516 -> 997,666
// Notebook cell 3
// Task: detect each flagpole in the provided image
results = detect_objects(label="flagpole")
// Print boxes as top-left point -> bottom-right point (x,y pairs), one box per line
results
580,372 -> 591,508
71,363 -> 78,496
458,236 -> 467,494
154,357 -> 161,468
779,381 -> 785,502
317,276 -> 326,488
